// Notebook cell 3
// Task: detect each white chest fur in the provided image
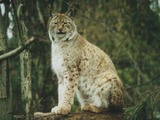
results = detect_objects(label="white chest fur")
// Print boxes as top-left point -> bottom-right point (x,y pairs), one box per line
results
51,42 -> 65,75
51,41 -> 80,76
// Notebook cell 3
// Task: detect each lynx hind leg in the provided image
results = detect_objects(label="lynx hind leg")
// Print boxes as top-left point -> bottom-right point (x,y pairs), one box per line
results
80,83 -> 112,113
77,90 -> 105,113
81,103 -> 105,113
109,78 -> 124,111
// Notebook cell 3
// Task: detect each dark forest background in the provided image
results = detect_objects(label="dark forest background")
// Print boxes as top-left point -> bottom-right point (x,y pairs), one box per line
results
0,0 -> 160,120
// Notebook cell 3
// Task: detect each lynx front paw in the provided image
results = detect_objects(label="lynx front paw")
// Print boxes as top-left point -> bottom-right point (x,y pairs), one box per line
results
51,105 -> 71,115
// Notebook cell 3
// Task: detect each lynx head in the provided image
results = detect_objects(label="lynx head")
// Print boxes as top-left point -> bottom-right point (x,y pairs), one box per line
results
48,13 -> 77,42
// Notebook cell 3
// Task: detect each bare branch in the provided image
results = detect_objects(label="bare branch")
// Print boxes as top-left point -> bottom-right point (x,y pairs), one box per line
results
0,36 -> 36,61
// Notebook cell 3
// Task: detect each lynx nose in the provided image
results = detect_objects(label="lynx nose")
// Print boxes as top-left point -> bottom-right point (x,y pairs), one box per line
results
58,28 -> 63,32
58,25 -> 63,32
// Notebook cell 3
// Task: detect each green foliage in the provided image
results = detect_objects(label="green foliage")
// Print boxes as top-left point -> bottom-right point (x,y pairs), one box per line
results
125,86 -> 160,120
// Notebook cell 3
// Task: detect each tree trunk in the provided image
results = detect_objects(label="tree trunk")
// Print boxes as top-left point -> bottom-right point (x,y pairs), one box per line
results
0,6 -> 12,120
11,0 -> 33,118
20,49 -> 32,119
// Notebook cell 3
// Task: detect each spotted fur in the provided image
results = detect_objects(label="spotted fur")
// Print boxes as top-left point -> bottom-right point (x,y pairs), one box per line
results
48,13 -> 124,115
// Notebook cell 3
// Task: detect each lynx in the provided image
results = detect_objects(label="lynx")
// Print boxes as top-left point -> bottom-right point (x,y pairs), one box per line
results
48,13 -> 123,115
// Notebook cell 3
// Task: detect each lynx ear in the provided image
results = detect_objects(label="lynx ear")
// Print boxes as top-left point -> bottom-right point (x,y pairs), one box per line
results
65,7 -> 75,17
51,11 -> 56,17
65,10 -> 72,17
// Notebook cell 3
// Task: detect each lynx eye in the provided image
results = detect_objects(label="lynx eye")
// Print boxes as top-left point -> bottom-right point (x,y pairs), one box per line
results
64,22 -> 67,24
54,22 -> 58,25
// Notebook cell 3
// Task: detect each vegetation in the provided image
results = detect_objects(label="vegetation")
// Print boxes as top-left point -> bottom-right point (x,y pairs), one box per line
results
0,0 -> 160,119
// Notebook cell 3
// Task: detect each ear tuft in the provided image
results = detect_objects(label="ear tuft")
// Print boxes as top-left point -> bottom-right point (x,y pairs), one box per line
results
65,11 -> 72,17
65,8 -> 75,17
